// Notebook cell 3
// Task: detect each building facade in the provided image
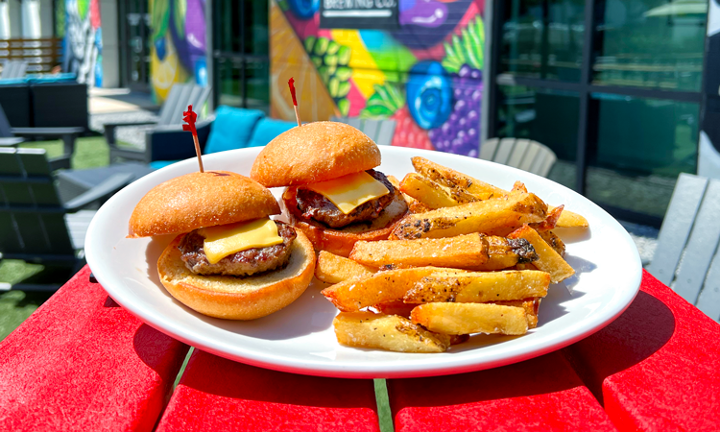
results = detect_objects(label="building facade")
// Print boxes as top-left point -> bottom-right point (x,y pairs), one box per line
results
98,0 -> 713,225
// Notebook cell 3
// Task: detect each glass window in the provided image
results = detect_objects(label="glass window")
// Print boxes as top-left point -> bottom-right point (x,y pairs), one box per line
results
495,85 -> 580,189
214,0 -> 269,112
245,60 -> 270,113
244,1 -> 269,55
217,57 -> 243,107
585,94 -> 699,217
216,1 -> 240,53
592,0 -> 707,91
500,0 -> 585,81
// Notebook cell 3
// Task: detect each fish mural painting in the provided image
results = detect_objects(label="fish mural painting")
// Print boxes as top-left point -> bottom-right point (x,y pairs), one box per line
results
149,0 -> 207,103
270,0 -> 485,157
65,0 -> 102,87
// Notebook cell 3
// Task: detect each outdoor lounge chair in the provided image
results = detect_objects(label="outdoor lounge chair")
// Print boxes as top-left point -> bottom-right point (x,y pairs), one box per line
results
0,103 -> 84,159
0,148 -> 132,291
331,116 -> 396,147
481,138 -> 557,178
105,83 -> 211,163
646,173 -> 720,322
0,60 -> 28,80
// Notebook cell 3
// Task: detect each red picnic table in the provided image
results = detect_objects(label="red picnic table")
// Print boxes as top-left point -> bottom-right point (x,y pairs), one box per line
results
0,266 -> 718,431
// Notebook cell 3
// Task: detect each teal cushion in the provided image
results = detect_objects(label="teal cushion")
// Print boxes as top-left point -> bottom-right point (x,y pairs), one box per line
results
247,118 -> 297,147
205,106 -> 265,154
149,160 -> 178,170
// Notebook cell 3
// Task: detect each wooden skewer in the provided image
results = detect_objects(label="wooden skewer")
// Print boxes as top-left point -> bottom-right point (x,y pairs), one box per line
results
288,77 -> 301,127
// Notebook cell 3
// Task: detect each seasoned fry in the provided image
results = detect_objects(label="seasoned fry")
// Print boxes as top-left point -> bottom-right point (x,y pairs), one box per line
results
350,234 -> 489,270
533,205 -> 564,231
389,174 -> 432,213
321,267 -> 466,312
512,181 -> 528,193
508,225 -> 575,283
315,251 -> 377,284
411,303 -> 528,335
481,235 -> 538,271
538,230 -> 566,257
492,298 -> 541,329
334,312 -> 452,353
391,192 -> 547,240
555,209 -> 589,228
403,270 -> 550,304
413,157 -> 587,228
412,156 -> 507,198
400,173 -> 480,209
374,301 -> 416,318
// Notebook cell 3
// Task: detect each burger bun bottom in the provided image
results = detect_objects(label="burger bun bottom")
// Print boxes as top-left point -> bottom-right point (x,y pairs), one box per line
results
157,229 -> 315,320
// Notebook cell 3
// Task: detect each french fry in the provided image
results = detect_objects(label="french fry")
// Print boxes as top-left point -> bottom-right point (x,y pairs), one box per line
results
321,267 -> 466,312
349,234 -> 489,270
412,156 -> 507,198
389,174 -> 432,213
481,235 -> 538,271
492,298 -> 541,329
538,230 -> 566,257
555,210 -> 589,228
413,157 -> 587,228
400,173 -> 480,209
374,301 -> 416,318
508,225 -> 575,283
411,303 -> 528,335
315,251 -> 377,284
403,270 -> 550,304
391,192 -> 547,240
334,312 -> 452,353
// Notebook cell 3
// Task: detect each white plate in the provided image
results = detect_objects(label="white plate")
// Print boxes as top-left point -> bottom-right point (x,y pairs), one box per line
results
85,146 -> 641,379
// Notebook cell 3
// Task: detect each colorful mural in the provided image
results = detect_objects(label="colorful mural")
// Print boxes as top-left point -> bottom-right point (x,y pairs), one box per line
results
65,0 -> 102,87
149,0 -> 207,103
270,0 -> 485,157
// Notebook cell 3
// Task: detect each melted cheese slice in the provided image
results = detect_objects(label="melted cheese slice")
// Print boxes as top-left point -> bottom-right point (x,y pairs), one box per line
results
307,171 -> 390,214
198,217 -> 283,264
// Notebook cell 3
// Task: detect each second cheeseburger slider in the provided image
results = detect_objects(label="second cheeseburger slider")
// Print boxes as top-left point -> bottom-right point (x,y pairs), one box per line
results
250,122 -> 408,256
128,171 -> 315,320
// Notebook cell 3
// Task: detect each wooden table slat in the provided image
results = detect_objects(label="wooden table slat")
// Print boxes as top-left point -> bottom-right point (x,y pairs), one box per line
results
563,270 -> 720,431
156,349 -> 380,432
0,266 -> 190,432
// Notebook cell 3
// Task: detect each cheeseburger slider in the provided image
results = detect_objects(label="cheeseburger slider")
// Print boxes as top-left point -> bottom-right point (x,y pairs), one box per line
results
128,171 -> 315,320
250,121 -> 408,256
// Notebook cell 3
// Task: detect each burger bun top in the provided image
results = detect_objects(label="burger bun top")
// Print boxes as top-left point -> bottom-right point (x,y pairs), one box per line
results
250,121 -> 381,187
128,170 -> 280,238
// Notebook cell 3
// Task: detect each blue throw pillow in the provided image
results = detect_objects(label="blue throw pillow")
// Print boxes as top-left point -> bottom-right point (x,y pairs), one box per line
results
247,118 -> 297,148
205,106 -> 265,154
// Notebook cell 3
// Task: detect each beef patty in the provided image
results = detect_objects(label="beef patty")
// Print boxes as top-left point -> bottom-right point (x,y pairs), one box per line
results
295,170 -> 396,228
178,221 -> 296,277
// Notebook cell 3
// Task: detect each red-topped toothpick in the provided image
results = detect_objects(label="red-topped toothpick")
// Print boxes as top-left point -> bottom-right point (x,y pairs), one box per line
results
288,77 -> 301,127
182,104 -> 204,173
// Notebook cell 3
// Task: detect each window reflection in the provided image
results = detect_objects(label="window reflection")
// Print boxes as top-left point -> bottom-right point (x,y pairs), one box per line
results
501,0 -> 585,81
593,0 -> 707,91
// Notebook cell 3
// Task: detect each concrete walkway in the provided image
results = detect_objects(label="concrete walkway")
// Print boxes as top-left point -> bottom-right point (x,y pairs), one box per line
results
88,88 -> 159,148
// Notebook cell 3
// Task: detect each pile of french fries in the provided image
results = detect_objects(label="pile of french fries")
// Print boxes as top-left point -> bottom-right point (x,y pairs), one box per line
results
318,157 -> 589,353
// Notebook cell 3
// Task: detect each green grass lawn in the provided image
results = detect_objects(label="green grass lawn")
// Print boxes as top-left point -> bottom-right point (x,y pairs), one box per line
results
0,136 -> 112,342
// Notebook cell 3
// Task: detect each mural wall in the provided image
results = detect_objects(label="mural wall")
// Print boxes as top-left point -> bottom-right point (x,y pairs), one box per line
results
149,0 -> 207,103
270,0 -> 485,157
64,0 -> 102,87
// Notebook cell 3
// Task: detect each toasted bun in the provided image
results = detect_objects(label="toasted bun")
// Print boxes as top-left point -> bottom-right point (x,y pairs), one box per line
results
157,230 -> 316,320
129,171 -> 280,237
250,122 -> 381,187
281,187 -> 408,257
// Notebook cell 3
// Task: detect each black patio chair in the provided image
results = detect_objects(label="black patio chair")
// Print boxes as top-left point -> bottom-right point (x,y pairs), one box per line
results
0,103 -> 84,162
0,148 -> 132,291
104,83 -> 211,163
